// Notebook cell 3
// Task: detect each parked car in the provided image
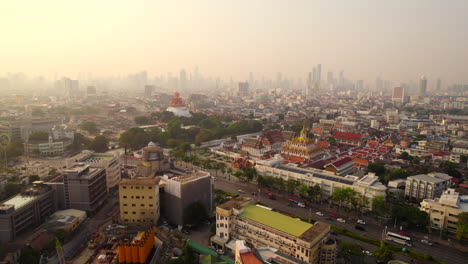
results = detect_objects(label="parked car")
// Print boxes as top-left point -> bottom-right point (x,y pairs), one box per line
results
337,218 -> 346,223
316,212 -> 324,216
357,219 -> 366,225
420,240 -> 433,246
268,193 -> 276,200
329,213 -> 338,218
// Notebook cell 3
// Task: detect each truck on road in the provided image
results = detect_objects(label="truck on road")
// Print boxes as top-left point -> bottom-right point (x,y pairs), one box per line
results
288,196 -> 306,207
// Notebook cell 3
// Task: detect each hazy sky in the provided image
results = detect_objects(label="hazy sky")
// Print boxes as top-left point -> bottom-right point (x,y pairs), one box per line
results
1,0 -> 467,83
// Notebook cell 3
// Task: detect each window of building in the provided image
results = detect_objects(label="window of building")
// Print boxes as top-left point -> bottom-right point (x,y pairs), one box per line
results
141,212 -> 145,215
122,186 -> 127,189
132,212 -> 136,214
132,204 -> 136,207
123,196 -> 127,199
124,211 -> 128,214
149,196 -> 153,199
148,186 -> 153,189
136,196 -> 140,199
123,204 -> 128,206
149,204 -> 153,207
141,204 -> 144,207
136,186 -> 140,189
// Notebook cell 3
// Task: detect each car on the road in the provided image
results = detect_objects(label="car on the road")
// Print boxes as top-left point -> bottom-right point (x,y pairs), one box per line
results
362,250 -> 371,256
325,216 -> 332,221
329,213 -> 338,218
297,202 -> 306,208
238,190 -> 245,194
357,219 -> 366,225
355,225 -> 366,231
217,249 -> 225,255
337,218 -> 346,223
420,239 -> 433,246
316,212 -> 324,216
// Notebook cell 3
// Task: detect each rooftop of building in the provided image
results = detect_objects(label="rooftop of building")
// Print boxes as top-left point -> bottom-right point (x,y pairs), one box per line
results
407,173 -> 452,183
240,204 -> 313,237
119,177 -> 161,186
0,184 -> 50,211
217,196 -> 252,211
168,171 -> 211,183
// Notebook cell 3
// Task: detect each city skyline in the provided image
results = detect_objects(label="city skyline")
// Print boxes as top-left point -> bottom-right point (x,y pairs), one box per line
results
1,0 -> 468,84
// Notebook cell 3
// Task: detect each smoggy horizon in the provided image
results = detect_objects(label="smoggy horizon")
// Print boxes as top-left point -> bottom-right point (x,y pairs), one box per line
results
1,0 -> 468,84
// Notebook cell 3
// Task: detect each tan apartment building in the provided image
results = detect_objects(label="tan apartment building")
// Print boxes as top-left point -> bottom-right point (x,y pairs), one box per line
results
212,197 -> 336,264
420,189 -> 468,233
405,173 -> 452,202
119,177 -> 160,226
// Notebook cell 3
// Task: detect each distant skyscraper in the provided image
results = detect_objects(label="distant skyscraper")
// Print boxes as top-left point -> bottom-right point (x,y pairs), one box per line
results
392,87 -> 406,104
237,82 -> 249,97
356,80 -> 364,90
179,69 -> 187,91
316,64 -> 321,83
327,71 -> 334,85
436,78 -> 442,91
419,75 -> 427,96
144,85 -> 155,97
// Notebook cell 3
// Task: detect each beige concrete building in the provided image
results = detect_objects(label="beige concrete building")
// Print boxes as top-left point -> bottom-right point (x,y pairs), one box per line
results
43,209 -> 86,233
63,164 -> 107,215
405,173 -> 452,202
78,152 -> 122,191
160,171 -> 213,226
255,163 -> 386,210
420,189 -> 468,233
119,177 -> 160,226
136,142 -> 170,177
212,197 -> 336,264
0,183 -> 55,243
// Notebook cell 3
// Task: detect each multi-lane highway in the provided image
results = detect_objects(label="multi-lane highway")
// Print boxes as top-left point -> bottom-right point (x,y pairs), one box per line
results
214,178 -> 468,264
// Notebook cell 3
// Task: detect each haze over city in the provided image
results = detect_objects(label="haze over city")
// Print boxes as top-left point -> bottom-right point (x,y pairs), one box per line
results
1,0 -> 468,83
0,1 -> 467,264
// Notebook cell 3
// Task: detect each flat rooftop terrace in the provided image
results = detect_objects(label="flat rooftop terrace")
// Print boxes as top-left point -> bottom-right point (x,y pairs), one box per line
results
240,204 -> 312,237
1,195 -> 36,211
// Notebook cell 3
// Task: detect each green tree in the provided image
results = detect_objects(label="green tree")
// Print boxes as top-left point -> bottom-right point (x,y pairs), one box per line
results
119,127 -> 150,149
298,184 -> 309,198
71,133 -> 90,151
373,242 -> 393,263
88,135 -> 109,152
286,179 -> 299,195
2,183 -> 23,200
307,185 -> 323,203
455,212 -> 468,240
399,151 -> 411,160
331,187 -> 357,211
134,115 -> 151,125
183,202 -> 208,226
367,163 -> 386,176
28,131 -> 49,142
372,195 -> 391,217
79,121 -> 99,134
460,154 -> 468,164
392,203 -> 428,229
338,241 -> 365,262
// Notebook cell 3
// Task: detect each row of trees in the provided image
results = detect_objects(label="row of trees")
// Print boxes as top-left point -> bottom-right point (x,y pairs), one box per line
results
119,116 -> 263,150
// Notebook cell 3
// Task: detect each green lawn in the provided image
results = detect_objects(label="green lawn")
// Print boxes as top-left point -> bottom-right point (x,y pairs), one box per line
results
240,205 -> 312,236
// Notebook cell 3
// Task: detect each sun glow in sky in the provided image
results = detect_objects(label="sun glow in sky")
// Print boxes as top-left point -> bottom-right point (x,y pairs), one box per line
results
1,0 -> 467,83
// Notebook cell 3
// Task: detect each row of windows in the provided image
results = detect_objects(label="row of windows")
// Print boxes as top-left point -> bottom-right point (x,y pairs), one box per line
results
122,195 -> 153,199
123,218 -> 155,223
121,186 -> 154,190
123,211 -> 155,215
122,203 -> 154,207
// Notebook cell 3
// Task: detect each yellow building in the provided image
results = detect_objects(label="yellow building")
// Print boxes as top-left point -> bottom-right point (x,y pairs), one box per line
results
212,197 -> 336,264
119,178 -> 160,226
